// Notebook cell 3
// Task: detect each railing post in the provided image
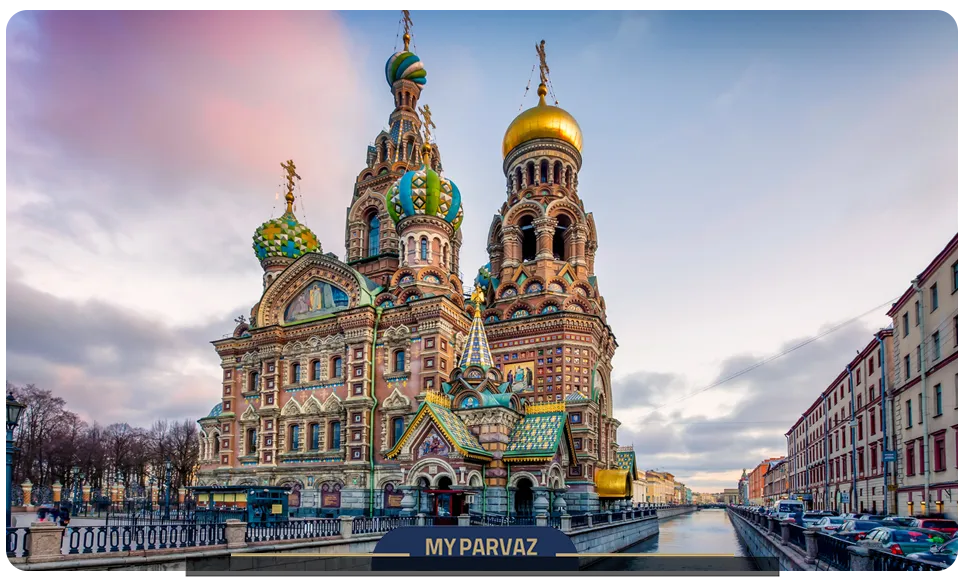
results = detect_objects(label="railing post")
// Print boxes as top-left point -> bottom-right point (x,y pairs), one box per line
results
803,529 -> 818,564
780,520 -> 790,546
536,514 -> 547,527
587,515 -> 593,528
416,513 -> 426,526
225,519 -> 247,549
560,514 -> 571,532
339,516 -> 354,539
768,517 -> 777,534
847,546 -> 872,571
458,514 -> 470,527
26,521 -> 65,564
606,512 -> 613,524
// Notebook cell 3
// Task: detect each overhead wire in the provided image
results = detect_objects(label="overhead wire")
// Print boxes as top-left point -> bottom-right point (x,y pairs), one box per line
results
639,295 -> 902,419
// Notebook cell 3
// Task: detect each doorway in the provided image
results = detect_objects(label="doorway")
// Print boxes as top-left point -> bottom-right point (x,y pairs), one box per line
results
515,478 -> 534,517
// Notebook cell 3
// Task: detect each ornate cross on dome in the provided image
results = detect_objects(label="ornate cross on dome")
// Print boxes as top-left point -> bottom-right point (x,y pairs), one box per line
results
280,159 -> 300,213
418,104 -> 435,143
402,10 -> 413,51
536,39 -> 549,87
470,284 -> 485,314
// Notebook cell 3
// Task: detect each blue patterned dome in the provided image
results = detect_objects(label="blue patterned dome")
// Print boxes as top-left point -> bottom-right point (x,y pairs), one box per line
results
252,210 -> 321,261
385,51 -> 426,87
386,144 -> 464,230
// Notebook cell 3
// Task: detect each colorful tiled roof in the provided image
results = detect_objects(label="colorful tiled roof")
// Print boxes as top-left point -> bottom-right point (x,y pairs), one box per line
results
566,390 -> 588,402
386,394 -> 491,461
614,448 -> 638,480
458,303 -> 494,370
504,409 -> 570,461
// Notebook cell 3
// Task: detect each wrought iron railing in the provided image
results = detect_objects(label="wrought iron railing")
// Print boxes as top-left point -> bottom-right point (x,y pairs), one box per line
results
813,530 -> 852,570
64,523 -> 225,554
787,523 -> 807,551
570,514 -> 589,529
246,519 -> 341,543
351,516 -> 415,534
868,548 -> 946,571
6,528 -> 30,558
591,512 -> 610,525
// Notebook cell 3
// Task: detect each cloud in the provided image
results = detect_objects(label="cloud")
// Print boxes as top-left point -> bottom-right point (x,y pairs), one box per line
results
614,320 -> 879,491
5,269 -> 244,427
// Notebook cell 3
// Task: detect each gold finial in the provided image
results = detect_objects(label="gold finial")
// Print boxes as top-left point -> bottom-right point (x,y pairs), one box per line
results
470,284 -> 485,317
418,104 -> 435,143
402,10 -> 413,52
280,159 -> 300,214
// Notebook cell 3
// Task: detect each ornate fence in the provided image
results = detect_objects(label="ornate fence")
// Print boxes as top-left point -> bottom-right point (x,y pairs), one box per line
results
570,513 -> 589,529
246,519 -> 341,543
6,528 -> 30,558
868,548 -> 946,571
351,516 -> 416,535
63,523 -> 225,555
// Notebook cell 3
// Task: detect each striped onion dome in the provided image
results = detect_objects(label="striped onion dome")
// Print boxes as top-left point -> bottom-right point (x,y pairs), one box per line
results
385,50 -> 426,87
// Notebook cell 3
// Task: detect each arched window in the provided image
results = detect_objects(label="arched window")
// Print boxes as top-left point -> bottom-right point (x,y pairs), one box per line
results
213,432 -> 221,457
291,363 -> 301,384
367,213 -> 380,257
406,139 -> 414,161
520,216 -> 537,262
394,350 -> 406,373
554,161 -> 562,184
540,160 -> 549,183
515,167 -> 523,191
442,243 -> 448,267
332,357 -> 343,378
246,429 -> 257,454
250,371 -> 260,392
565,166 -> 573,188
431,238 -> 441,263
526,162 -> 535,187
399,241 -> 405,265
391,417 -> 405,447
380,140 -> 389,162
311,360 -> 321,381
330,422 -> 341,450
420,238 -> 428,261
310,423 -> 320,450
290,424 -> 300,450
553,214 -> 571,260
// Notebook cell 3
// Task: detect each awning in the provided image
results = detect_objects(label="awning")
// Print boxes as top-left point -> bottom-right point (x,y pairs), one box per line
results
595,469 -> 632,499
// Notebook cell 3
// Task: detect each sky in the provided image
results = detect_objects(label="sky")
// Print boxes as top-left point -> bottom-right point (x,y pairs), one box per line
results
5,10 -> 958,492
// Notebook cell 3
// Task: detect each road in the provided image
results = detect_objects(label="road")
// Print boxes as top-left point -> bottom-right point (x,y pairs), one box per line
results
587,508 -> 759,572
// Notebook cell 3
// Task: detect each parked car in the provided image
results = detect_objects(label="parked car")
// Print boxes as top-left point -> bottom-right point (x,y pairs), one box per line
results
882,516 -> 917,526
858,527 -> 952,556
906,538 -> 957,568
859,514 -> 885,521
801,513 -> 825,527
812,516 -> 846,532
833,519 -> 897,542
911,519 -> 958,534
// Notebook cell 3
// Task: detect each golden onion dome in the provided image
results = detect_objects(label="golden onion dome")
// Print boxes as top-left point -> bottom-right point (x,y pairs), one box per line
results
502,84 -> 582,158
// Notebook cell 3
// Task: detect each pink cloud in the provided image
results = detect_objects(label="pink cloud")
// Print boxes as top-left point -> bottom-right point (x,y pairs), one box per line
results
8,10 -> 371,199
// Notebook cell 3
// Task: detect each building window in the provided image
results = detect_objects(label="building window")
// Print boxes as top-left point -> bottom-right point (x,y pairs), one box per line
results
332,357 -> 343,378
858,417 -> 863,440
934,434 -> 946,471
905,399 -> 912,428
918,439 -> 925,474
391,417 -> 405,447
310,423 -> 320,450
903,313 -> 910,337
870,411 -> 876,435
915,301 -> 921,326
571,412 -> 582,424
394,350 -> 405,373
330,422 -> 341,450
933,331 -> 941,361
367,213 -> 380,257
290,424 -> 299,450
870,446 -> 878,471
310,360 -> 320,381
291,363 -> 301,384
918,393 -> 923,423
904,355 -> 911,380
917,345 -> 922,372
929,283 -> 939,311
935,383 -> 943,416
857,369 -> 861,385
420,238 -> 428,261
250,371 -> 260,392
953,261 -> 959,293
869,356 -> 874,375
247,429 -> 257,454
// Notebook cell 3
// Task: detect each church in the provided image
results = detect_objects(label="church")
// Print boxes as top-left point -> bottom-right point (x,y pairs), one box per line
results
197,15 -> 638,519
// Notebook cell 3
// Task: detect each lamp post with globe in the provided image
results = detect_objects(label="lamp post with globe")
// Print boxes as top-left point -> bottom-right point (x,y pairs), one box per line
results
6,393 -> 26,528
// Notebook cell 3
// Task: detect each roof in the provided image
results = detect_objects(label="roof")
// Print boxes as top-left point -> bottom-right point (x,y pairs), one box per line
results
503,402 -> 574,462
887,234 -> 958,317
614,448 -> 638,480
386,392 -> 491,461
459,305 -> 494,369
566,390 -> 589,402
595,469 -> 632,499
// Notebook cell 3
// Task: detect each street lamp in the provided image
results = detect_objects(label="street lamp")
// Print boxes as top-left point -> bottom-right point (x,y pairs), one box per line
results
6,393 -> 26,528
163,458 -> 172,520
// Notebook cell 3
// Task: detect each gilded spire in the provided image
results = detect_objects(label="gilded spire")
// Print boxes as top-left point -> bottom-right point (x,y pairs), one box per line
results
459,284 -> 494,369
280,159 -> 300,215
402,10 -> 413,51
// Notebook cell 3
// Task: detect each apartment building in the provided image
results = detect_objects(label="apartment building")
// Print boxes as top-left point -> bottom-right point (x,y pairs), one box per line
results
763,458 -> 789,505
888,235 -> 958,518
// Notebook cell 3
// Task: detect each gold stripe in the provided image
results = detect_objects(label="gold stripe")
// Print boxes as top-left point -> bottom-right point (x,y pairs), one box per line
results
555,553 -> 736,558
231,553 -> 411,558
526,401 -> 565,415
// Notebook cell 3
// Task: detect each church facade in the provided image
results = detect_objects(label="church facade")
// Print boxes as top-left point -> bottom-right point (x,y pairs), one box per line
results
197,22 -> 636,518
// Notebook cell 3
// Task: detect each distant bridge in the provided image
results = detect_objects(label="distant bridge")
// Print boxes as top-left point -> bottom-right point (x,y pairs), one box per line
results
696,503 -> 727,510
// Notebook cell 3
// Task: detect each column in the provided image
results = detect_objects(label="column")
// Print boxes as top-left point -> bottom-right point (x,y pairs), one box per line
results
533,217 -> 556,261
501,226 -> 521,269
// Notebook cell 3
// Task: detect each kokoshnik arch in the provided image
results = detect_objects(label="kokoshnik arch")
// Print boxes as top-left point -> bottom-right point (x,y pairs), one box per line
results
197,15 -> 638,518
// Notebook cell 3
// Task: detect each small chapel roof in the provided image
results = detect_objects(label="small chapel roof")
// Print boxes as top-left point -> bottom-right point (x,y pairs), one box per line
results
385,391 -> 491,461
459,285 -> 494,369
614,447 -> 639,480
503,401 -> 574,462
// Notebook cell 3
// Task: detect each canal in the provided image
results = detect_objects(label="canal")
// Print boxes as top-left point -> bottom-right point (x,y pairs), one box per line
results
588,509 -> 759,572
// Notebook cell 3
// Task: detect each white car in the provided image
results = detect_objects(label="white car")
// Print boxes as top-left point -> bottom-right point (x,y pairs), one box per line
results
812,516 -> 846,532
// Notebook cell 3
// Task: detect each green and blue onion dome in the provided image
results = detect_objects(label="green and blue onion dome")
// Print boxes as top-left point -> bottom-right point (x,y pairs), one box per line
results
252,196 -> 321,262
385,48 -> 426,87
386,144 -> 464,230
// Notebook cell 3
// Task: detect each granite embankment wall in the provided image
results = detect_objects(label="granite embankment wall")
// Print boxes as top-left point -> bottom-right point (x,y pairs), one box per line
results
726,510 -> 813,571
657,505 -> 697,520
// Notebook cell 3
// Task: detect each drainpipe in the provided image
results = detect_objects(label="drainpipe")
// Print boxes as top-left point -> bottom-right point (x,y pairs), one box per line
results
482,464 -> 487,517
822,393 -> 829,511
847,365 -> 856,514
506,462 -> 511,517
368,306 -> 383,517
876,332 -> 889,516
913,279 -> 930,515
